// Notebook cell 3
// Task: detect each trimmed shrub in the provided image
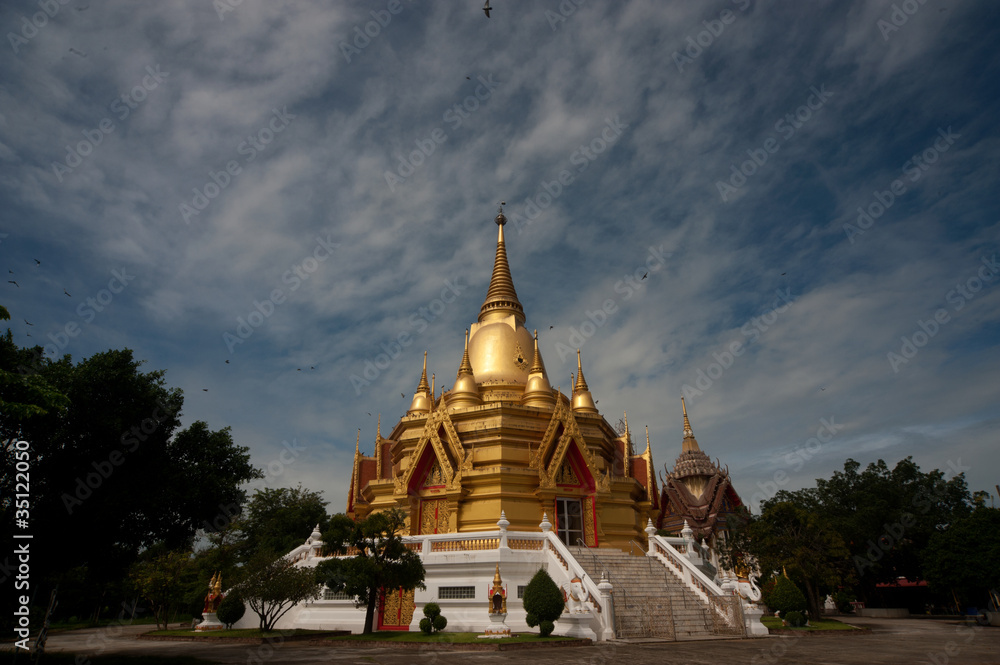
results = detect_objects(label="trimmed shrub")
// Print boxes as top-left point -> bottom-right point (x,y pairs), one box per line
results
216,594 -> 245,629
767,575 -> 807,617
522,568 -> 564,636
419,602 -> 446,634
784,610 -> 806,627
833,591 -> 855,613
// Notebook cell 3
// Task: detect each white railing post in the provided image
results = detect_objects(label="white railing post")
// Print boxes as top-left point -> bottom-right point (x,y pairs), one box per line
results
497,510 -> 510,551
644,518 -> 657,555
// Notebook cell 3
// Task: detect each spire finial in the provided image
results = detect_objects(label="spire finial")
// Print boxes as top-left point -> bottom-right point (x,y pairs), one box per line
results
429,373 -> 436,412
528,329 -> 547,375
645,425 -> 651,454
480,202 -> 524,323
417,351 -> 430,393
574,349 -> 590,392
457,329 -> 473,376
355,429 -> 360,455
376,414 -> 381,440
680,396 -> 701,452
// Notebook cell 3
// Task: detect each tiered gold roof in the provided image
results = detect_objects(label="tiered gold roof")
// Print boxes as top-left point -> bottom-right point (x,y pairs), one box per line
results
347,206 -> 679,549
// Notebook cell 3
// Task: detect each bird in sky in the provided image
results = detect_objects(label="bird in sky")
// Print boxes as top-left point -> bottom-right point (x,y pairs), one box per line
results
401,393 -> 406,398
483,0 -> 491,18
64,289 -> 71,297
24,319 -> 33,326
33,259 -> 40,265
7,280 -> 17,287
225,359 -> 230,364
641,272 -> 648,280
69,47 -> 87,57
202,388 -> 208,392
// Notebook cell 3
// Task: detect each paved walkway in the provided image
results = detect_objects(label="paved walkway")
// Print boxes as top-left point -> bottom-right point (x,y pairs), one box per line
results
23,617 -> 1000,664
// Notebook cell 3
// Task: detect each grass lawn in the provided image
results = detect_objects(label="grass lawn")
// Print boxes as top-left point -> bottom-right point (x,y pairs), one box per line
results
761,616 -> 862,631
0,654 -> 212,665
146,628 -> 329,639
328,631 -> 579,643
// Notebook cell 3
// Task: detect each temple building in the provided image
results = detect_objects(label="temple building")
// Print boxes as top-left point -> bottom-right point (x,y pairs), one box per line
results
657,398 -> 744,542
346,206 -> 739,551
250,206 -> 767,640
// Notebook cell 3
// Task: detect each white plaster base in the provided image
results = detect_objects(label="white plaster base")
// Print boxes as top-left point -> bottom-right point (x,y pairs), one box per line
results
195,612 -> 224,631
743,606 -> 769,637
478,612 -> 511,639
556,613 -> 595,639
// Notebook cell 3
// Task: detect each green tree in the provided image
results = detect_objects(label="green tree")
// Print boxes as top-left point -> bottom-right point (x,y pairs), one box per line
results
923,507 -> 1000,607
315,509 -> 425,634
0,343 -> 261,626
237,485 -> 330,561
740,501 -> 852,619
796,458 -> 971,599
765,575 -> 807,617
522,568 -> 564,637
129,549 -> 195,631
236,551 -> 322,631
216,592 -> 246,629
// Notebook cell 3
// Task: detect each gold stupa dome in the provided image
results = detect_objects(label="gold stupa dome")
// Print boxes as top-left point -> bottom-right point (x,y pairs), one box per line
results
467,204 -> 534,390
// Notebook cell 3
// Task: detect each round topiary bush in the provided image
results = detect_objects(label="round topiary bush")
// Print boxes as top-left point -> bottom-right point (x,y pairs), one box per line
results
522,568 -> 564,636
420,602 -> 447,634
216,594 -> 245,629
767,575 -> 807,617
538,619 -> 555,637
784,610 -> 806,627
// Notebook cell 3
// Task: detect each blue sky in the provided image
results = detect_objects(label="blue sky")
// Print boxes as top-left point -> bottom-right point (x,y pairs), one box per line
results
2,0 -> 998,516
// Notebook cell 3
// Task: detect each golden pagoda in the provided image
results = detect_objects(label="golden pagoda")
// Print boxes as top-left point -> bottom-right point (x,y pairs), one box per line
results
347,205 -> 660,550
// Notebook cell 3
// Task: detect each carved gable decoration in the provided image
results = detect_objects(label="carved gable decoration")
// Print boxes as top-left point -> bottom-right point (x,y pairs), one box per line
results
531,399 -> 601,491
397,408 -> 466,496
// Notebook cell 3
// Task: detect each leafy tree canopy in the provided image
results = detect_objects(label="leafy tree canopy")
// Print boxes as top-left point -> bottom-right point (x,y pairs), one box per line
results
235,550 -> 322,631
237,485 -> 330,561
923,506 -> 1000,606
315,509 -> 425,634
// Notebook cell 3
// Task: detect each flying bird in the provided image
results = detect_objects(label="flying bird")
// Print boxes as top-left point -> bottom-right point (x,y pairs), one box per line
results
202,388 -> 208,392
33,259 -> 40,265
483,0 -> 491,18
641,272 -> 648,280
297,368 -> 302,371
549,325 -> 554,329
7,280 -> 17,287
401,393 -> 406,398
225,359 -> 230,364
310,366 -> 315,369
466,76 -> 471,80
781,272 -> 786,276
24,319 -> 33,326
68,47 -> 87,57
64,289 -> 72,297
367,412 -> 372,416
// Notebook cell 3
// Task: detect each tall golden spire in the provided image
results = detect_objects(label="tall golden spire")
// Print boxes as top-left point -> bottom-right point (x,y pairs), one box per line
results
571,349 -> 598,413
354,429 -> 360,455
375,414 -> 382,478
681,397 -> 701,453
479,203 -> 525,324
429,373 -> 436,412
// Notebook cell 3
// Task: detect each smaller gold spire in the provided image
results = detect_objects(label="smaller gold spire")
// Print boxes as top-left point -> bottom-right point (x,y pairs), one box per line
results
417,351 -> 430,392
645,425 -> 651,455
574,349 -> 590,392
376,414 -> 381,440
571,350 -> 598,413
528,330 -> 546,374
681,397 -> 701,453
355,429 -> 360,455
458,329 -> 473,376
429,373 -> 436,412
493,563 -> 502,587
